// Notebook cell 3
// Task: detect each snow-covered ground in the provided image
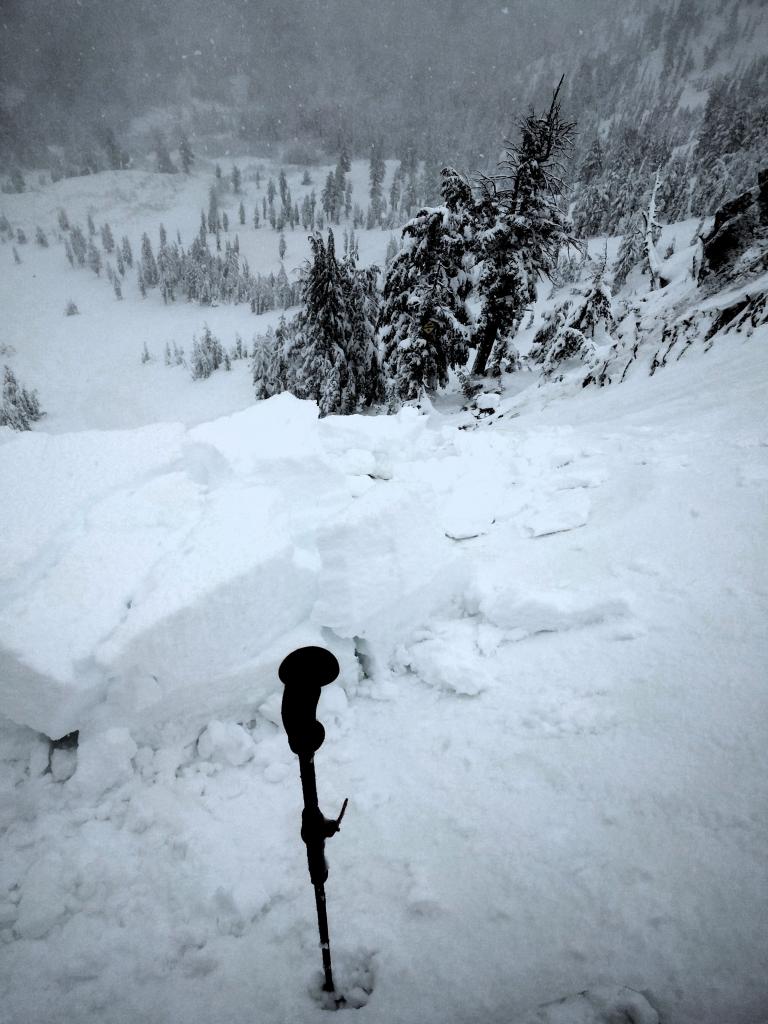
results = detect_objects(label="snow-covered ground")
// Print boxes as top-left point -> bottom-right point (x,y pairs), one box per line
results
1,166 -> 767,1024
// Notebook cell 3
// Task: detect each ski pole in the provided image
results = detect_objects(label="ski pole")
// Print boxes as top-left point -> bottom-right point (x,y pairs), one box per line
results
279,646 -> 348,1002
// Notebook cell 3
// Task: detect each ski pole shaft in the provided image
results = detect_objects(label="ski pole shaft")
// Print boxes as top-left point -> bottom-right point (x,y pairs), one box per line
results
314,883 -> 335,993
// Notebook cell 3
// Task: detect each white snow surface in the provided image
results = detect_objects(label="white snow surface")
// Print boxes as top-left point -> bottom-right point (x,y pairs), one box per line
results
1,165 -> 767,1024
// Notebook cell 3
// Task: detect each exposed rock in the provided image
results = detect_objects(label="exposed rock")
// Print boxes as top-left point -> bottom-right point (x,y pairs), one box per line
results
699,168 -> 768,288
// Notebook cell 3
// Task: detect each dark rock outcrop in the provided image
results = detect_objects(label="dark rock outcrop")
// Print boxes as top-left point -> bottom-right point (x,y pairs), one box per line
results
699,168 -> 768,288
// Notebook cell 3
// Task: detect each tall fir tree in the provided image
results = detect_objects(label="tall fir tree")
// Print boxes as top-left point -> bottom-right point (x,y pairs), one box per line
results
379,168 -> 473,402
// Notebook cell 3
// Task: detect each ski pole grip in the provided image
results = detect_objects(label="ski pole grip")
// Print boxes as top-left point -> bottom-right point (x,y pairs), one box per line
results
279,646 -> 340,755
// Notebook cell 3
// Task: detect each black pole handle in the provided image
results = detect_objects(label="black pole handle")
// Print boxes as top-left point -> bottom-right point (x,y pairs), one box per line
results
279,646 -> 340,755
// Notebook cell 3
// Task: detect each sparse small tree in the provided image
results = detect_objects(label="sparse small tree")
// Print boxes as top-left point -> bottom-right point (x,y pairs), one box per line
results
100,222 -> 115,253
179,133 -> 194,174
87,239 -> 102,276
121,236 -> 133,268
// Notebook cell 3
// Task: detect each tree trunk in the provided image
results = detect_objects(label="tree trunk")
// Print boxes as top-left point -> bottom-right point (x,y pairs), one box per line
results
471,320 -> 496,376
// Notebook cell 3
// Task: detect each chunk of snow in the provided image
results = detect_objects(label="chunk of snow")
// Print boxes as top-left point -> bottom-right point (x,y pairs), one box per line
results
197,720 -> 254,766
74,727 -> 137,798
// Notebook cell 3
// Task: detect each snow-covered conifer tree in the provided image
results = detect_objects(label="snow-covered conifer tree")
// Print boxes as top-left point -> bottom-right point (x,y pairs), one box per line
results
70,226 -> 87,266
472,79 -> 577,376
612,212 -> 645,291
140,233 -> 158,286
87,239 -> 102,276
379,167 -> 473,402
0,365 -> 43,430
121,236 -> 133,268
100,222 -> 115,253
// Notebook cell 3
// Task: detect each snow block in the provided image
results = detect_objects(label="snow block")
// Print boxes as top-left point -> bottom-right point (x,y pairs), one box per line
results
478,585 -> 630,639
74,727 -> 137,798
512,986 -> 659,1024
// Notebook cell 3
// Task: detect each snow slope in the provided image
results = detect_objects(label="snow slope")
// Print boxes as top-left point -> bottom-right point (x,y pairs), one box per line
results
1,167 -> 767,1024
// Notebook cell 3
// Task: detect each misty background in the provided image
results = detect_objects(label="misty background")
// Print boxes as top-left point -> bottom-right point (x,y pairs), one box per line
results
2,0 -> 764,189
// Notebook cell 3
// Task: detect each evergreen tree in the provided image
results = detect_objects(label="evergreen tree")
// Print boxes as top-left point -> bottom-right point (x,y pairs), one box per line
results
208,186 -> 219,233
239,200 -> 246,225
279,232 -> 287,261
87,239 -> 102,276
35,227 -> 48,247
57,209 -> 70,231
140,233 -> 158,286
179,133 -> 195,174
379,168 -> 473,402
70,226 -> 87,265
190,325 -> 224,379
369,140 -> 386,226
612,212 -> 645,290
279,231 -> 383,414
154,134 -> 176,173
1,365 -> 43,430
578,137 -> 604,183
121,236 -> 133,268
100,223 -> 115,253
472,80 -> 577,375
252,325 -> 287,399
87,213 -> 96,237
232,165 -> 242,193
278,169 -> 290,208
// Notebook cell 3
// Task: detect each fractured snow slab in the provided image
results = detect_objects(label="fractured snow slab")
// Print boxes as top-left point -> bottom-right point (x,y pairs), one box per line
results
0,396 -> 467,739
521,489 -> 591,537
